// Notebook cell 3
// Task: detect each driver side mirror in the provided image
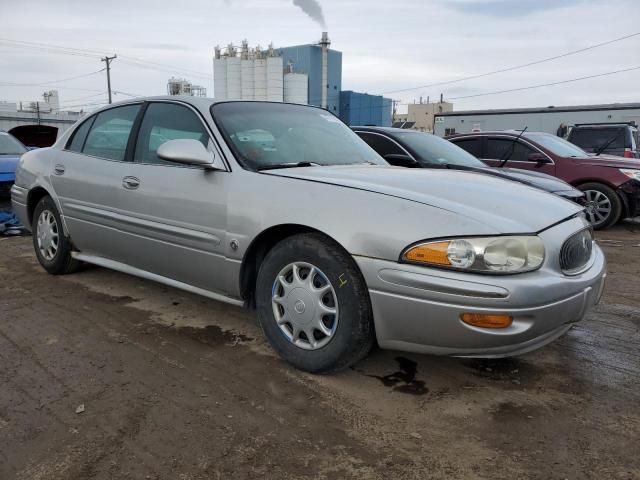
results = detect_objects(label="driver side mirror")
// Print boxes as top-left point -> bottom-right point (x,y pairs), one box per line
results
528,152 -> 551,164
157,139 -> 221,169
384,153 -> 420,168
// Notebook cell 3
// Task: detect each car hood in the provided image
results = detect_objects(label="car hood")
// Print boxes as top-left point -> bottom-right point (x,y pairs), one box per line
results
576,154 -> 640,169
449,165 -> 582,197
0,154 -> 20,176
266,165 -> 581,233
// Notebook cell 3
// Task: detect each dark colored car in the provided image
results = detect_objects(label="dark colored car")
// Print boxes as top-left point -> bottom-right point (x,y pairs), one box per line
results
0,130 -> 27,197
447,131 -> 640,229
353,127 -> 584,204
567,122 -> 639,159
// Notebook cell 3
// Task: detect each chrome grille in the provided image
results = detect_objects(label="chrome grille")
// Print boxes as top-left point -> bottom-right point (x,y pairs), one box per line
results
560,228 -> 593,274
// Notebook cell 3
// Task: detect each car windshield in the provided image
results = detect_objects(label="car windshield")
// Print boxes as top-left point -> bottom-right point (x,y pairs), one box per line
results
211,102 -> 385,170
525,132 -> 587,157
395,131 -> 486,167
0,132 -> 27,155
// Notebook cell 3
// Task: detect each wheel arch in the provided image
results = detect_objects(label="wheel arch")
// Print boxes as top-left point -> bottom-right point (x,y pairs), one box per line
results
239,224 -> 348,308
26,186 -> 54,227
576,180 -> 627,226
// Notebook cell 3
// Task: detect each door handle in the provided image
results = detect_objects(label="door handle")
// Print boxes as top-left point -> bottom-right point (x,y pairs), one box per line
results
122,176 -> 140,190
53,164 -> 65,175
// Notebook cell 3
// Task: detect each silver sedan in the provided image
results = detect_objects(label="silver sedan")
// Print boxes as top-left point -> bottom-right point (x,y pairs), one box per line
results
11,97 -> 606,372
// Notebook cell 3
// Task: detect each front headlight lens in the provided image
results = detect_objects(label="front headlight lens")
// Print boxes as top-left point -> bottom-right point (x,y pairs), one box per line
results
402,236 -> 545,274
619,168 -> 640,181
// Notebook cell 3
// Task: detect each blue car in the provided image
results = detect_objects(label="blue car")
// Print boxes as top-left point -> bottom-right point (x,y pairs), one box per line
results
0,131 -> 27,197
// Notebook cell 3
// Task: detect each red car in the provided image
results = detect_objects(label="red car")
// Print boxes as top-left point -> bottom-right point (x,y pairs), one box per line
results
447,131 -> 640,229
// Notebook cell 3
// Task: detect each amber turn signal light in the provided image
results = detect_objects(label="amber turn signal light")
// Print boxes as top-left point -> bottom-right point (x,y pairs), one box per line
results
460,313 -> 513,329
403,241 -> 451,266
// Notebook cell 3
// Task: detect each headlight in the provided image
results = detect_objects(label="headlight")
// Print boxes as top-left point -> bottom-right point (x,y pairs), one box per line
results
402,236 -> 545,274
619,168 -> 640,181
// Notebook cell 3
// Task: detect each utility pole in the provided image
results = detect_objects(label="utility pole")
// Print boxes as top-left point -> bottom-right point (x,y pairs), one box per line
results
101,54 -> 117,104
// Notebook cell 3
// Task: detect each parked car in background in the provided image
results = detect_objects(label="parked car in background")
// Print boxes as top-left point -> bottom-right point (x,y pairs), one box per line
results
0,130 -> 28,197
353,127 -> 584,204
448,131 -> 640,229
566,122 -> 639,159
12,98 -> 605,372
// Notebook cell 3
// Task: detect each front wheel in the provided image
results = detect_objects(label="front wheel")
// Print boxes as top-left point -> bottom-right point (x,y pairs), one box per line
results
578,182 -> 623,230
255,233 -> 375,373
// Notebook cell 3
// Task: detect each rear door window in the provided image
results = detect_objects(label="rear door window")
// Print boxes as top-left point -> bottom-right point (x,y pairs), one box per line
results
485,138 -> 534,161
67,118 -> 95,153
82,104 -> 141,161
451,138 -> 482,157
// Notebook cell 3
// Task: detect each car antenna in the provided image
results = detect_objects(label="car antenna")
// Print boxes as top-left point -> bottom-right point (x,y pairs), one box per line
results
498,126 -> 528,168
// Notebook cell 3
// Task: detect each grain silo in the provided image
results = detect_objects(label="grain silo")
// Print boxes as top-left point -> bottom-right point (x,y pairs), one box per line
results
266,46 -> 284,102
284,70 -> 308,105
254,53 -> 268,101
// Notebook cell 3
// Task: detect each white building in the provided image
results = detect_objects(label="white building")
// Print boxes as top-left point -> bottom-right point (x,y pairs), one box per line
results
213,40 -> 308,104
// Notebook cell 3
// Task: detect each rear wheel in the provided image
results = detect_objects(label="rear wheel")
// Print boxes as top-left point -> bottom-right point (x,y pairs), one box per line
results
255,233 -> 375,373
32,196 -> 80,274
578,182 -> 622,230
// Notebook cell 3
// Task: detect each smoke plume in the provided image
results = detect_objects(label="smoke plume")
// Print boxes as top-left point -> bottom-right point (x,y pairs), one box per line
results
292,0 -> 327,29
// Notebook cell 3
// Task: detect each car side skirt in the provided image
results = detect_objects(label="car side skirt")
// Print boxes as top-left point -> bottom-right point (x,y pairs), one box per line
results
71,252 -> 245,307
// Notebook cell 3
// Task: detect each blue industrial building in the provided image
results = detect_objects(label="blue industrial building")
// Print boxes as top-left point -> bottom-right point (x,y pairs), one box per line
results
275,43 -> 342,114
339,91 -> 393,127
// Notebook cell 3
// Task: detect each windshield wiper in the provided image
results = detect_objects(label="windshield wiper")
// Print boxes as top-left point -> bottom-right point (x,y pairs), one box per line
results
256,161 -> 320,171
498,127 -> 528,168
594,131 -> 621,156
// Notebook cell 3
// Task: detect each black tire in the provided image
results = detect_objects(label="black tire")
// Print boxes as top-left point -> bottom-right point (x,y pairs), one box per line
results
578,182 -> 623,230
32,195 -> 80,275
255,233 -> 375,373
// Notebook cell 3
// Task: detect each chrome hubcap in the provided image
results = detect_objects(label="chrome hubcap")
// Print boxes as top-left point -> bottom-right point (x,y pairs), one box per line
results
36,210 -> 59,261
271,262 -> 339,350
583,190 -> 612,226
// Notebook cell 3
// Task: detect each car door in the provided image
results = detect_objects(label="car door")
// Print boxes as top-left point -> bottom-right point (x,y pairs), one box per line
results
51,103 -> 142,261
481,136 -> 556,176
115,101 -> 230,294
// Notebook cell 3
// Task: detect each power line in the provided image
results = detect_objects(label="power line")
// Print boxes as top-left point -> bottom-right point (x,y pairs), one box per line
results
0,69 -> 105,87
380,31 -> 640,95
0,82 -> 104,93
118,55 -> 211,78
0,38 -> 104,59
0,37 -> 212,81
60,101 -> 109,110
448,65 -> 640,100
113,90 -> 145,98
59,92 -> 107,105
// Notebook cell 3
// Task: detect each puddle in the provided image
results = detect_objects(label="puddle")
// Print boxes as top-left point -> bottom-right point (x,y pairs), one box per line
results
461,358 -> 537,384
366,356 -> 428,395
175,325 -> 254,347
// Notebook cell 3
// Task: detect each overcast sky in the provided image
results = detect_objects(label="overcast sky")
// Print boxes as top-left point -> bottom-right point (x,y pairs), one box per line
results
0,0 -> 638,113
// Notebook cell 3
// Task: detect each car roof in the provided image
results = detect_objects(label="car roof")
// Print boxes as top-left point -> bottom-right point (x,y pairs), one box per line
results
352,126 -> 425,135
88,96 -> 332,116
447,130 -> 552,138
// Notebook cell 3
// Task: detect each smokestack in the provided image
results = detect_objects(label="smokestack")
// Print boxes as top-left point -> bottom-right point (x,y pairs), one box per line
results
440,93 -> 443,103
320,31 -> 330,109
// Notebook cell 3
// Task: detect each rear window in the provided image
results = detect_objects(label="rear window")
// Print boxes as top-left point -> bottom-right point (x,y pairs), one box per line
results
569,127 -> 627,149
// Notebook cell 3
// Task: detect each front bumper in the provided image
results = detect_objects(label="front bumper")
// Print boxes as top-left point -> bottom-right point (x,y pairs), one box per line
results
618,179 -> 640,218
356,216 -> 607,357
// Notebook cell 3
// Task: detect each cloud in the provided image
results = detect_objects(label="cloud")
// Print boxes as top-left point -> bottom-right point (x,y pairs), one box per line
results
443,0 -> 585,17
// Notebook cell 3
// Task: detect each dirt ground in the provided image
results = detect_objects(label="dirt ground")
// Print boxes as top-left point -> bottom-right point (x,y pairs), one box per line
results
0,218 -> 639,480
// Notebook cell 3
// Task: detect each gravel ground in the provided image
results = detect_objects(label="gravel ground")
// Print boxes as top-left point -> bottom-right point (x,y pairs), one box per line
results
0,218 -> 638,480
